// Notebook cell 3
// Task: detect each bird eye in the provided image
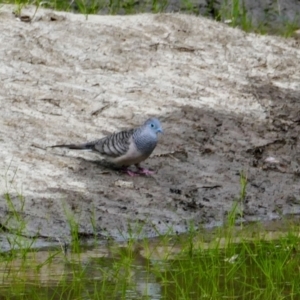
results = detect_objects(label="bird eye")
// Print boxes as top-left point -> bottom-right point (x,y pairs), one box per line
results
151,124 -> 154,128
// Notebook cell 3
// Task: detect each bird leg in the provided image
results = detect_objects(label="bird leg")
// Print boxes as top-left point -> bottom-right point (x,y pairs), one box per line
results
135,164 -> 156,176
120,166 -> 156,176
120,167 -> 140,177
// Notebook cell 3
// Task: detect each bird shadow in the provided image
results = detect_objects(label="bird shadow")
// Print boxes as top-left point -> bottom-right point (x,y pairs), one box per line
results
52,153 -> 158,179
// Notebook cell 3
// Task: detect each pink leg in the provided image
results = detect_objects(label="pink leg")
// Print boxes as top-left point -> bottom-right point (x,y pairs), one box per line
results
121,168 -> 139,177
136,167 -> 156,176
121,166 -> 156,176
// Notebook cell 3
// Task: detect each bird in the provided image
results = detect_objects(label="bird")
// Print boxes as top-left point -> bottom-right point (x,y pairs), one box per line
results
50,118 -> 163,176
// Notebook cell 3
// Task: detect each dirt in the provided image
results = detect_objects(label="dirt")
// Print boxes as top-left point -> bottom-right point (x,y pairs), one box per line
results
0,5 -> 299,245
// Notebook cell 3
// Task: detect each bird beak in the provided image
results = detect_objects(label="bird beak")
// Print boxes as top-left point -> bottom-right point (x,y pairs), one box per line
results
158,128 -> 163,134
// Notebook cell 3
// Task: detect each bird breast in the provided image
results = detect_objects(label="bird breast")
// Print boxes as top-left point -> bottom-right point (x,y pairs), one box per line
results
134,132 -> 157,155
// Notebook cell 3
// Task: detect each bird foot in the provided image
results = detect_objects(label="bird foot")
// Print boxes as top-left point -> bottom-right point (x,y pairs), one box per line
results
137,168 -> 156,176
121,168 -> 156,176
122,169 -> 140,177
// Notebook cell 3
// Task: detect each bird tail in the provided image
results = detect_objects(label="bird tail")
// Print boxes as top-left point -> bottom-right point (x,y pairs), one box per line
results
50,143 -> 92,150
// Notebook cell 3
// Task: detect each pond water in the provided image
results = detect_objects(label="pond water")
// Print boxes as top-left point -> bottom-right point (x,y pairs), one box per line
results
1,218 -> 300,299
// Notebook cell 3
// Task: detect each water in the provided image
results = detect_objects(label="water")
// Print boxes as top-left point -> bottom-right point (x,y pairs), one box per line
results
1,218 -> 300,299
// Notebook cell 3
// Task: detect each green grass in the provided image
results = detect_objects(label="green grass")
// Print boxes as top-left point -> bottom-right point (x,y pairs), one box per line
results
1,218 -> 300,299
218,0 -> 253,32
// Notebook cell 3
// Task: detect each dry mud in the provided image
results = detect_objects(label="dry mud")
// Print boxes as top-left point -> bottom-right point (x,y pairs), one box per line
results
0,6 -> 299,243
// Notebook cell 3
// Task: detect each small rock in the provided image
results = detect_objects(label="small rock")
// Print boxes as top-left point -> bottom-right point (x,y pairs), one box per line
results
114,180 -> 134,189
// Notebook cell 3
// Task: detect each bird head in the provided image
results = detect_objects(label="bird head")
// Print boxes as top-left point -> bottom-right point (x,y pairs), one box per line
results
144,118 -> 163,134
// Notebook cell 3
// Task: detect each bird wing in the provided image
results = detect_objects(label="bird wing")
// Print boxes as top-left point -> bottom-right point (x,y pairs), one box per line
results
87,129 -> 134,158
